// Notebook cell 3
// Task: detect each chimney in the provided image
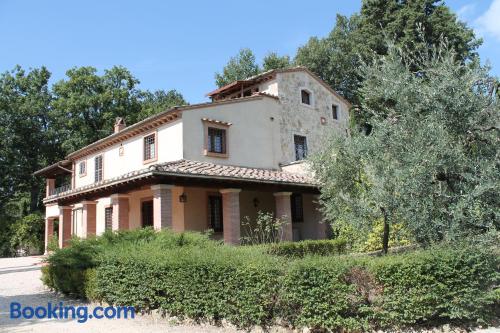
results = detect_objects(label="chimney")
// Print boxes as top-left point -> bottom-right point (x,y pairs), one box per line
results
114,117 -> 126,133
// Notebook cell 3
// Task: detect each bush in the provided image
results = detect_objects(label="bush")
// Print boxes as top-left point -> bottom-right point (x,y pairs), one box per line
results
95,245 -> 280,328
43,229 -> 499,330
10,213 -> 45,255
267,239 -> 347,257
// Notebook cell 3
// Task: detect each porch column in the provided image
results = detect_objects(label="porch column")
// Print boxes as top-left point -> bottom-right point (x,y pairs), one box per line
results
58,206 -> 72,248
110,194 -> 129,231
44,217 -> 54,253
220,188 -> 241,245
81,201 -> 97,238
274,192 -> 293,241
151,184 -> 173,230
46,178 -> 55,197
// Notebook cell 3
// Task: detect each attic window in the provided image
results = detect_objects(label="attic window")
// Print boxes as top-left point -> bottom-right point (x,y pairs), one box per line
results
301,90 -> 311,105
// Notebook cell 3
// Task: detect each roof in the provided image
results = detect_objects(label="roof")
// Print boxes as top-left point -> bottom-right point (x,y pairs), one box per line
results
33,160 -> 72,177
206,66 -> 352,108
43,159 -> 317,203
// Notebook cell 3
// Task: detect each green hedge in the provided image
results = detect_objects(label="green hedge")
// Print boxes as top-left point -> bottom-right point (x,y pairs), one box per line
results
267,239 -> 347,257
43,230 -> 499,330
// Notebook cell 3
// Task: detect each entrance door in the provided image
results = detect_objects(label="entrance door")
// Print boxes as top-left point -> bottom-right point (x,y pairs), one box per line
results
141,200 -> 154,228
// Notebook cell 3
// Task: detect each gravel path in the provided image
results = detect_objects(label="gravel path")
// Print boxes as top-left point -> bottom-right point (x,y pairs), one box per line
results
0,256 -> 241,333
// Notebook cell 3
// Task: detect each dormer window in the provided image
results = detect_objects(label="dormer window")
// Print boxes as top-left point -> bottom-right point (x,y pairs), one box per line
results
301,89 -> 311,105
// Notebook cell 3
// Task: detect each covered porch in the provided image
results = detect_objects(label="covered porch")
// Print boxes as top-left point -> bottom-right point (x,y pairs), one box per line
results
43,160 -> 325,250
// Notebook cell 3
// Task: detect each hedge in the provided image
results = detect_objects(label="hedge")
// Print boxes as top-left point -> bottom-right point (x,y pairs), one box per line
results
266,239 -> 347,257
43,230 -> 499,330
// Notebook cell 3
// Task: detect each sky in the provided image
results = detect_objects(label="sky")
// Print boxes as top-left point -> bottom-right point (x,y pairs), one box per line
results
0,0 -> 499,104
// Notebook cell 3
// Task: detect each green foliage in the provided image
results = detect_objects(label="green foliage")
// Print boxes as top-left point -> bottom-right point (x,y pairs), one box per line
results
267,239 -> 347,258
362,219 -> 412,252
43,229 -> 499,329
262,52 -> 292,71
312,43 -> 499,248
241,211 -> 287,245
9,213 -> 45,255
215,48 -> 260,88
295,0 -> 481,106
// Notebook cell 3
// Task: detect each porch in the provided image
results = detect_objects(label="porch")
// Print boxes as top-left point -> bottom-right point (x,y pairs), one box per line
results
42,160 -> 324,250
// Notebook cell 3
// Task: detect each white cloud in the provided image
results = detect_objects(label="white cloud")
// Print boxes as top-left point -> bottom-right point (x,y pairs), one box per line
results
456,4 -> 476,21
475,0 -> 500,40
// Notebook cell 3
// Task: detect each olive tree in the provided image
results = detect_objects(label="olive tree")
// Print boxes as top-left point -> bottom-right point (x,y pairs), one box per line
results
313,43 -> 499,253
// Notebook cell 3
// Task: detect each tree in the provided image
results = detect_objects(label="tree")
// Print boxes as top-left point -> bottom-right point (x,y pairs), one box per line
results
0,66 -> 57,213
295,0 -> 481,107
139,89 -> 187,119
262,52 -> 291,71
312,43 -> 499,253
215,48 -> 260,87
51,66 -> 143,154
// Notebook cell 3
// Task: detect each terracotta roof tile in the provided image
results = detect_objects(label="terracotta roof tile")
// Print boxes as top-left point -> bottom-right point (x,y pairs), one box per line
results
44,159 -> 316,202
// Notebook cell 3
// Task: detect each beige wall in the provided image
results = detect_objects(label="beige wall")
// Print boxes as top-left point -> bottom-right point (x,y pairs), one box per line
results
182,98 -> 282,169
74,119 -> 183,188
45,203 -> 60,218
258,79 -> 279,96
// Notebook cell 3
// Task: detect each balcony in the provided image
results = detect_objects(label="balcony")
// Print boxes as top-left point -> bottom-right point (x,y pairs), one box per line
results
49,184 -> 71,197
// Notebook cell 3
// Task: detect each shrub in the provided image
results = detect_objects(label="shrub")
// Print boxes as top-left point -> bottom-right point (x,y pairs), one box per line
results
10,213 -> 45,255
368,243 -> 500,327
241,211 -> 288,245
267,239 -> 347,257
95,245 -> 281,328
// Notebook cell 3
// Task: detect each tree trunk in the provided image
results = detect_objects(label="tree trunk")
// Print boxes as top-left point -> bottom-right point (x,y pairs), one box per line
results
381,207 -> 389,255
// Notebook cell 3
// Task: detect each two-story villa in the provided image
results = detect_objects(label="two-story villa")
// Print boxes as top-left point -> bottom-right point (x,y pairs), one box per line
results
35,67 -> 351,250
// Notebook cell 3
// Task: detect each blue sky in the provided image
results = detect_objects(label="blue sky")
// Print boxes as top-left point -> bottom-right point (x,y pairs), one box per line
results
1,0 -> 498,103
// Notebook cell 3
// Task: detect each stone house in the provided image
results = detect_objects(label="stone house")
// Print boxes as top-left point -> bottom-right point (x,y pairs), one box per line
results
35,67 -> 351,250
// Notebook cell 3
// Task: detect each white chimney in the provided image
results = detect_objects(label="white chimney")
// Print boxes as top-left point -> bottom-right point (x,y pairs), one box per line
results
114,117 -> 126,133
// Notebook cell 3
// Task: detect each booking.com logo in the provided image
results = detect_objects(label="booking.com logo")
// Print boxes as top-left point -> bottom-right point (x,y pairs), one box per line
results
10,302 -> 135,323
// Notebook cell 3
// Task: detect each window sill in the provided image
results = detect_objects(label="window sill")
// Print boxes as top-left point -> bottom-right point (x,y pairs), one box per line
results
78,173 -> 87,178
143,157 -> 158,165
204,150 -> 228,158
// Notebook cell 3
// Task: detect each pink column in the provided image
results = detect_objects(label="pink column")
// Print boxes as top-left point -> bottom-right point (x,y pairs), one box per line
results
274,192 -> 293,241
46,179 -> 55,197
81,201 -> 97,238
58,206 -> 72,248
220,189 -> 241,245
44,217 -> 54,253
110,194 -> 130,231
151,185 -> 173,230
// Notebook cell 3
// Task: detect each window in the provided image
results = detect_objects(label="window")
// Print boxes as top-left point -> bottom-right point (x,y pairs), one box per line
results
141,200 -> 154,227
332,104 -> 339,120
79,161 -> 86,176
207,127 -> 226,154
72,208 -> 83,236
294,135 -> 308,161
301,89 -> 311,105
143,133 -> 156,162
291,194 -> 304,223
104,207 -> 113,231
94,155 -> 103,182
208,195 -> 223,232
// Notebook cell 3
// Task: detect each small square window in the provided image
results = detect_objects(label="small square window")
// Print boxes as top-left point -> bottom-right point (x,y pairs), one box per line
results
301,90 -> 311,105
79,161 -> 86,176
332,105 -> 339,120
143,133 -> 156,162
208,127 -> 226,154
294,135 -> 308,161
